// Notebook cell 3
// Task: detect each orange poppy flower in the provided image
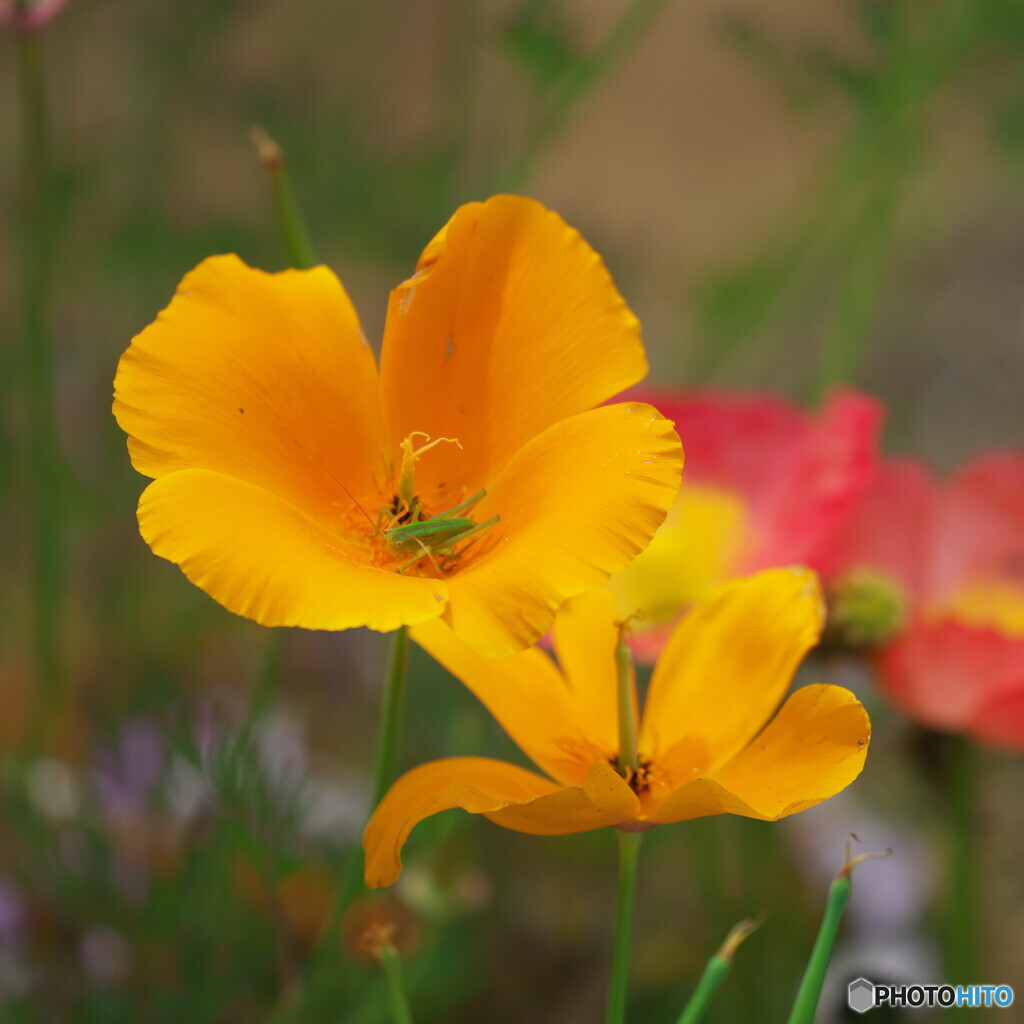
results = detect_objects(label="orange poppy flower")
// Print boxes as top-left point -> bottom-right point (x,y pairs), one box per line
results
364,568 -> 870,887
113,196 -> 683,655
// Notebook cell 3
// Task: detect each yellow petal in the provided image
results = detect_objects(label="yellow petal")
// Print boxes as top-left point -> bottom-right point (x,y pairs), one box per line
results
379,195 -> 649,496
610,482 -> 751,628
114,255 -> 386,521
443,402 -> 683,655
648,685 -> 870,823
484,762 -> 639,835
551,587 -> 630,760
138,469 -> 448,632
639,568 -> 824,777
410,618 -> 590,786
363,758 -> 637,888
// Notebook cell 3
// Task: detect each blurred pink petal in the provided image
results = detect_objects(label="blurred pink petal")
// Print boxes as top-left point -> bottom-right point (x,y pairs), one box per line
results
0,0 -> 74,32
618,388 -> 882,658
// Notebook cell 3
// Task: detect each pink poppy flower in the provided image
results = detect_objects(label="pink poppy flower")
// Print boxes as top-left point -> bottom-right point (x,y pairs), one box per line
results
829,454 -> 1024,749
611,389 -> 882,660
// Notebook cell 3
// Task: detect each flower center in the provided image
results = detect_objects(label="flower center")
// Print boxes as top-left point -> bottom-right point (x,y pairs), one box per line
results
618,754 -> 655,796
339,433 -> 500,579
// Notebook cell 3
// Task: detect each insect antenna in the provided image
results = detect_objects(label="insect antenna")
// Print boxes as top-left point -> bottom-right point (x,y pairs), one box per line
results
290,439 -> 382,537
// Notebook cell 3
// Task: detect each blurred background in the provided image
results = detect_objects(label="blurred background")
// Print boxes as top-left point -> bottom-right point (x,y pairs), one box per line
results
2,1 -> 1024,1021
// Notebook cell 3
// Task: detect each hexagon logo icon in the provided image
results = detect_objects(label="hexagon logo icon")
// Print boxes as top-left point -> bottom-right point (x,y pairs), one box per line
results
848,977 -> 875,1014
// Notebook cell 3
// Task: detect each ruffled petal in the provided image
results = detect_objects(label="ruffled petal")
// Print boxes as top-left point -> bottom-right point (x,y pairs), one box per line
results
441,402 -> 682,655
138,470 -> 448,632
630,388 -> 882,573
363,759 -> 637,887
638,568 -> 824,777
114,256 -> 386,522
647,685 -> 870,824
379,195 -> 648,495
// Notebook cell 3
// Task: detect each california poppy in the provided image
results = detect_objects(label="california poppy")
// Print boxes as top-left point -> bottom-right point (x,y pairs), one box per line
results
114,196 -> 683,655
364,568 -> 870,887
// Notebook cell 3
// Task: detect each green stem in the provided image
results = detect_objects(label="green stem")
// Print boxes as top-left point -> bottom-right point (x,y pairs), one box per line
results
615,619 -> 638,774
786,875 -> 852,1024
379,945 -> 415,1024
251,126 -> 317,270
677,957 -> 731,1024
605,830 -> 643,1024
501,0 -> 670,191
946,735 -> 978,985
269,627 -> 411,1024
676,920 -> 758,1024
17,30 -> 62,749
370,626 -> 410,807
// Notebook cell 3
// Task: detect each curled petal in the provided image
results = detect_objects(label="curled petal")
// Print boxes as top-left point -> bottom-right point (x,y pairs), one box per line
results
363,759 -> 638,888
648,685 -> 870,824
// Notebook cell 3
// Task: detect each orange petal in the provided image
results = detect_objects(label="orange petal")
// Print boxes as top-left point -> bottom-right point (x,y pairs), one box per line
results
379,195 -> 648,495
409,618 -> 586,785
639,568 -> 824,777
484,762 -> 639,835
442,402 -> 683,655
411,589 -> 628,786
551,587 -> 631,761
114,255 -> 386,518
648,685 -> 870,823
138,469 -> 447,632
363,758 -> 637,887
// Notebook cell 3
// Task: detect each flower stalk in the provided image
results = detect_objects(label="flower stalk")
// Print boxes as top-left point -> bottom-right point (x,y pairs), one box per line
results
371,626 -> 411,807
605,829 -> 643,1024
251,125 -> 316,270
676,919 -> 759,1024
615,616 -> 639,774
786,837 -> 891,1024
946,734 -> 979,985
17,26 -> 62,747
378,942 -> 415,1024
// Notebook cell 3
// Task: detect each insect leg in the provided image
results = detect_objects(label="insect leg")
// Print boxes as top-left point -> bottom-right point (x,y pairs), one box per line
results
395,534 -> 443,576
438,514 -> 501,570
430,489 -> 487,520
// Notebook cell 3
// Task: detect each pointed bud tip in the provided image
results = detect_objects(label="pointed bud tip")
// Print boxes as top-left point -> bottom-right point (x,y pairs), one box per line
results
249,125 -> 282,173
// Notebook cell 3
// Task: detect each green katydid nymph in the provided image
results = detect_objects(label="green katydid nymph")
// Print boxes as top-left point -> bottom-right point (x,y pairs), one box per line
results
377,489 -> 500,575
293,434 -> 500,576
